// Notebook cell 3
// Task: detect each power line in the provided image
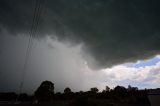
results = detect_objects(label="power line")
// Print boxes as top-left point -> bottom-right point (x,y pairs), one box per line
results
16,0 -> 44,101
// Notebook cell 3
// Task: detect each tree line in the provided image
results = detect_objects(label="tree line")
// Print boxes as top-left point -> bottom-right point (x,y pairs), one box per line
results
0,80 -> 152,106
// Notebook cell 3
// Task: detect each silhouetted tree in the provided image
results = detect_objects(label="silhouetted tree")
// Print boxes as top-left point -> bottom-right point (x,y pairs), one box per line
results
102,90 -> 106,93
89,87 -> 99,98
105,86 -> 110,92
114,85 -> 127,92
114,85 -> 127,98
128,85 -> 138,92
64,87 -> 71,94
90,87 -> 99,93
34,80 -> 54,103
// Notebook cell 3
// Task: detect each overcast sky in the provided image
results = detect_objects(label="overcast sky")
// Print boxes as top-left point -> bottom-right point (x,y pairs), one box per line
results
0,0 -> 160,93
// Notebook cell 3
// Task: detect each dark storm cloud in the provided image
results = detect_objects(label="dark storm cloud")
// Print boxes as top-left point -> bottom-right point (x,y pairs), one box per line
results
1,0 -> 160,69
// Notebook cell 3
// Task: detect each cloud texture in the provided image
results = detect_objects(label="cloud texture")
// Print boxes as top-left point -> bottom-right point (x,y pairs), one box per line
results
0,34 -> 159,93
1,0 -> 160,69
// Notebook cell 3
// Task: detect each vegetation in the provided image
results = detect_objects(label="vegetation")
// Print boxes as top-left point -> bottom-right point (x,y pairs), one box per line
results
34,80 -> 54,102
0,81 -> 152,106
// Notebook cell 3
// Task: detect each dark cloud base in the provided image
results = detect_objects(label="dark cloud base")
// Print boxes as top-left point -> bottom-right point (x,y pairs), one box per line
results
0,0 -> 160,69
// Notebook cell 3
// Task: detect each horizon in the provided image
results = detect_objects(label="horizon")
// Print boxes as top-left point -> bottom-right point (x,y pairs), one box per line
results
0,0 -> 160,94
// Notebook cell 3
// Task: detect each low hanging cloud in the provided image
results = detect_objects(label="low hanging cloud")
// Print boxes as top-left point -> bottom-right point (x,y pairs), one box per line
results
0,0 -> 160,69
0,34 -> 159,93
0,34 -> 109,93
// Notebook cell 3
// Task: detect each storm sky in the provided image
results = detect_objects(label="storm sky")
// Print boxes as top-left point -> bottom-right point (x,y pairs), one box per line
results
0,0 -> 160,93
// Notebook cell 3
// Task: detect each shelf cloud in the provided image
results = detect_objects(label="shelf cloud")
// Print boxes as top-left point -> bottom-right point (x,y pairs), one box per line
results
0,0 -> 160,70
